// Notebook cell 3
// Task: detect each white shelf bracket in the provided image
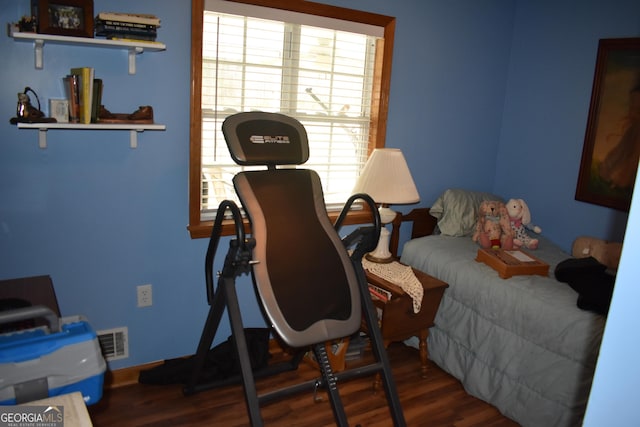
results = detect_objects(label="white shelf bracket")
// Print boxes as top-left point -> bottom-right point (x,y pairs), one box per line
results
38,128 -> 48,149
128,47 -> 144,75
34,39 -> 44,69
130,130 -> 139,148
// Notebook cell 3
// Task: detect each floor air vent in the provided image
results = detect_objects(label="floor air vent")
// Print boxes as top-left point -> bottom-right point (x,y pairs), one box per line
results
97,327 -> 129,361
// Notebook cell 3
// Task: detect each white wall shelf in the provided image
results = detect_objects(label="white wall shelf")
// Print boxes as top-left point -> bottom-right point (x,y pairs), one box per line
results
11,31 -> 166,74
17,123 -> 167,149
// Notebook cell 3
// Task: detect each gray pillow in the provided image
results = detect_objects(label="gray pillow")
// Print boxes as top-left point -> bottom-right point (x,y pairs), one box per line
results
430,188 -> 503,237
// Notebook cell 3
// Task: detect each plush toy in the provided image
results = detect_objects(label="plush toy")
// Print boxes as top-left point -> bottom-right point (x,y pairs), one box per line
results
506,198 -> 541,249
482,220 -> 503,249
472,200 -> 514,250
572,236 -> 623,271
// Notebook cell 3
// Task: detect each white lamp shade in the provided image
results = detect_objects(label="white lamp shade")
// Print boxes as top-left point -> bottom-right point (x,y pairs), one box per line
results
352,148 -> 420,205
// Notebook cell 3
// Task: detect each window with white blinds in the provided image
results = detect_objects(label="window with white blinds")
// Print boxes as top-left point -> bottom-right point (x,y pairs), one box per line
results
199,2 -> 384,220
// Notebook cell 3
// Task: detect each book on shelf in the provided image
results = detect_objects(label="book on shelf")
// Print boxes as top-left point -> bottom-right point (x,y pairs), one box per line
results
107,36 -> 162,43
95,22 -> 157,38
91,79 -> 103,124
69,67 -> 95,124
96,20 -> 158,30
63,74 -> 80,123
96,24 -> 157,35
96,12 -> 161,26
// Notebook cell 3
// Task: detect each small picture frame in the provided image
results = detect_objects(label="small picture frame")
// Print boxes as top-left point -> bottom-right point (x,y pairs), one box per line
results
49,99 -> 69,123
31,0 -> 94,38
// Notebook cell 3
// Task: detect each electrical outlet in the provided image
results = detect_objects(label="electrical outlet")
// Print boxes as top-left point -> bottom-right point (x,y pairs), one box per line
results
137,284 -> 152,307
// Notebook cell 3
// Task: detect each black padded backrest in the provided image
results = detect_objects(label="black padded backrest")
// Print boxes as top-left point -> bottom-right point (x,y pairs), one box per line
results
223,112 -> 309,166
223,112 -> 361,348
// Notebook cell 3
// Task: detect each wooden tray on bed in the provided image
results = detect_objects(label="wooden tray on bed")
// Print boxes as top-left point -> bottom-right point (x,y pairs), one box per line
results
475,248 -> 549,279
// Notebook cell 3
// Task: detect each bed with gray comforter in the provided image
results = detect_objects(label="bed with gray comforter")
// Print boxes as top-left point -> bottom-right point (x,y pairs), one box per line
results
400,233 -> 605,427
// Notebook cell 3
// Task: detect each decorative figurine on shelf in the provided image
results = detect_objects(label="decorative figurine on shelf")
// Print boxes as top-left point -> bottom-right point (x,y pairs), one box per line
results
17,15 -> 37,33
9,87 -> 56,124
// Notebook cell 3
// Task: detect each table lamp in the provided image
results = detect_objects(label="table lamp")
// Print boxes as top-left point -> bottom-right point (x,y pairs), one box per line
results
352,148 -> 420,263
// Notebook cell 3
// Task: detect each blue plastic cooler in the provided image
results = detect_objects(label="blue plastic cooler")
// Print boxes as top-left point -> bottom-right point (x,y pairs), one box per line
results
0,306 -> 106,405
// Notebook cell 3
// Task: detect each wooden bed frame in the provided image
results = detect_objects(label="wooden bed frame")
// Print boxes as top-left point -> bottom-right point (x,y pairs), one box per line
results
389,208 -> 437,258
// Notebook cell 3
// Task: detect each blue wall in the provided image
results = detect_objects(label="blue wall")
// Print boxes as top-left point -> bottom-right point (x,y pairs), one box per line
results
1,1 -> 639,422
0,0 -> 211,368
0,0 -> 516,370
495,0 -> 638,250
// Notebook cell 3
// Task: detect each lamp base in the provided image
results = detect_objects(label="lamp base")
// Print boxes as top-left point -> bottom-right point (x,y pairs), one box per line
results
365,225 -> 394,263
365,252 -> 394,264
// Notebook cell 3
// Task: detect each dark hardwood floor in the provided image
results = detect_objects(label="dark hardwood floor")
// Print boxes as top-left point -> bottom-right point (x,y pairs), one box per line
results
88,343 -> 519,426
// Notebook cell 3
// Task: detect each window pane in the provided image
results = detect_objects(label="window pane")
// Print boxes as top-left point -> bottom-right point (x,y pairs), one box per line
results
245,21 -> 283,66
200,8 -> 380,220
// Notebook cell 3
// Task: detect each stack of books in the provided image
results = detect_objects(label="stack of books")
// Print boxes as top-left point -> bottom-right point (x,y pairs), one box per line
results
95,12 -> 160,42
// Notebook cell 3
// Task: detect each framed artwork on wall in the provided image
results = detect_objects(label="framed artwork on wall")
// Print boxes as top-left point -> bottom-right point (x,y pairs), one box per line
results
576,37 -> 640,212
31,0 -> 94,38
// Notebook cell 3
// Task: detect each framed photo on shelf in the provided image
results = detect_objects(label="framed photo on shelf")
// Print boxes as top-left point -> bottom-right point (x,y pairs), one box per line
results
575,37 -> 640,212
31,0 -> 94,38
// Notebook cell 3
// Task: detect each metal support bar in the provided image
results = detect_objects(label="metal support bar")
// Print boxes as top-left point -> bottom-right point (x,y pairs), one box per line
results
313,343 -> 349,426
224,277 -> 263,427
355,263 -> 406,426
256,360 -> 385,406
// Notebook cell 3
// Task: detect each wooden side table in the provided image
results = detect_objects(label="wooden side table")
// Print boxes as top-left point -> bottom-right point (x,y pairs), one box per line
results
364,265 -> 448,381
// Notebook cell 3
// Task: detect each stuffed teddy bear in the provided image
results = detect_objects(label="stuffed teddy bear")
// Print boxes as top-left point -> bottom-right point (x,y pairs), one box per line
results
481,220 -> 504,249
572,236 -> 623,272
506,198 -> 541,249
472,200 -> 514,249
